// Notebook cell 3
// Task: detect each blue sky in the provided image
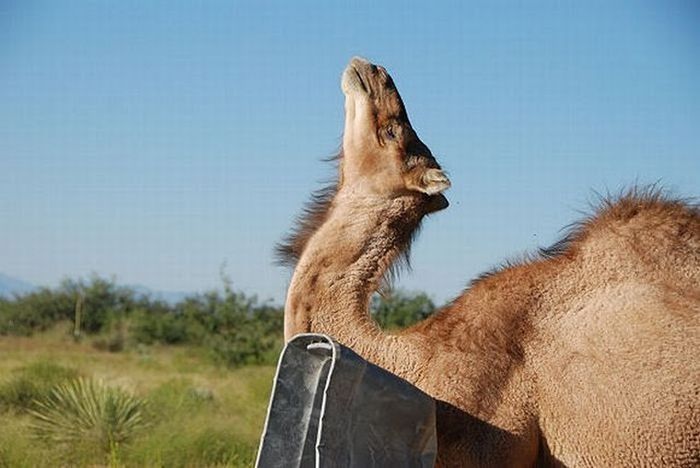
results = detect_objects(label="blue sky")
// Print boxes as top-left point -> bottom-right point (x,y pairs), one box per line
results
1,1 -> 698,304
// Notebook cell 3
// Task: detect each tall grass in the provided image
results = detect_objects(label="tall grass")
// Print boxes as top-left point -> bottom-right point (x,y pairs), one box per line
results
0,361 -> 78,412
122,376 -> 262,466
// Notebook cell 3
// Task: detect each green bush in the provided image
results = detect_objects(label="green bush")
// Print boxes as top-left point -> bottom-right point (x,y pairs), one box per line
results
208,303 -> 283,368
65,276 -> 135,334
0,361 -> 79,413
0,288 -> 75,335
91,317 -> 127,352
371,290 -> 436,330
0,275 -> 137,336
130,290 -> 284,367
130,307 -> 194,345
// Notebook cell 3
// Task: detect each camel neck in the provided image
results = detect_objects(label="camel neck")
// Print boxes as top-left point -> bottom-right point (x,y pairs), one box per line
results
284,192 -> 425,361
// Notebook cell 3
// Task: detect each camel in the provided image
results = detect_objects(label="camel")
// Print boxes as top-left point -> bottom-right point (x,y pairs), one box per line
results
277,57 -> 700,466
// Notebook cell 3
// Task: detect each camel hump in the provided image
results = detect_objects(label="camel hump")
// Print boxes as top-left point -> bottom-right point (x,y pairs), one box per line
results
570,189 -> 700,286
595,189 -> 700,245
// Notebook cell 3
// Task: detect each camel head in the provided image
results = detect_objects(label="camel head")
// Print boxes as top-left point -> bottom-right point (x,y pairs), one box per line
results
275,57 -> 451,268
340,57 -> 450,213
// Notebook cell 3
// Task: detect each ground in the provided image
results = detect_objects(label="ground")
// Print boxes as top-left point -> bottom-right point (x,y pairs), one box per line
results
0,324 -> 274,467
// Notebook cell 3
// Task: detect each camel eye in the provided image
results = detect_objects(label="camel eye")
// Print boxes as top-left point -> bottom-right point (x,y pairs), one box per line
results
385,125 -> 396,140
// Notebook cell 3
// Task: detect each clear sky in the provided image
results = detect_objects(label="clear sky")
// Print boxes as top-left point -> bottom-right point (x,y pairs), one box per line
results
1,1 -> 698,304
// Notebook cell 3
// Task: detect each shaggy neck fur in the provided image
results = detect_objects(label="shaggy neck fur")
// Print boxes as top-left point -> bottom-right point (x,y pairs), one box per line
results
284,190 -> 425,357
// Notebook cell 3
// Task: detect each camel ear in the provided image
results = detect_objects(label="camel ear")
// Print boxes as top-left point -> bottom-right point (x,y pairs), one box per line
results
406,168 -> 451,195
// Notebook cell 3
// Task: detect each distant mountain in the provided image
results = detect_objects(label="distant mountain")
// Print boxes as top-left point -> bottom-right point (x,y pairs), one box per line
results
0,273 -> 36,298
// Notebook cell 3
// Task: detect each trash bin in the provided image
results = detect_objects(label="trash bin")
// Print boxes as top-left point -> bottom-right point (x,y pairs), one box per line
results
255,333 -> 437,468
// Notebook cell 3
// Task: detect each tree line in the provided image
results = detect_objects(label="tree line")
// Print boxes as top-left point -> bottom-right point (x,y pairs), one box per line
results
0,275 -> 436,367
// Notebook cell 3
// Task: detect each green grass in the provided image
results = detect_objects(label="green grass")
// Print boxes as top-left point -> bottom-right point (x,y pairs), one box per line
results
0,360 -> 80,412
0,326 -> 275,467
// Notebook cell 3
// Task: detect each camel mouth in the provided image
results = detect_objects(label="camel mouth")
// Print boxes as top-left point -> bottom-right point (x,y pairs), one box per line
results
427,193 -> 450,213
341,56 -> 375,96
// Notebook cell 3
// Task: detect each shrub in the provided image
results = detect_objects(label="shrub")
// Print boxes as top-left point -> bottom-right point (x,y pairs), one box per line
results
66,276 -> 135,334
0,275 -> 138,336
371,290 -> 436,330
28,377 -> 147,453
0,275 -> 288,367
0,288 -> 75,335
0,361 -> 79,413
208,304 -> 283,368
92,318 -> 127,353
130,307 -> 197,345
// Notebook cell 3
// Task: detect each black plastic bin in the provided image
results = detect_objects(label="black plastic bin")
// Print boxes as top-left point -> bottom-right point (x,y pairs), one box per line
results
255,333 -> 437,468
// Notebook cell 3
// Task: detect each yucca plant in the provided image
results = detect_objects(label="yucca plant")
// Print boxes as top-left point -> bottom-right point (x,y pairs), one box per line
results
28,377 -> 147,452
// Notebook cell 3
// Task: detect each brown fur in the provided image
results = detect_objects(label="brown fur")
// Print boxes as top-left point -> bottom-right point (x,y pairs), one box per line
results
281,57 -> 700,466
276,179 -> 338,267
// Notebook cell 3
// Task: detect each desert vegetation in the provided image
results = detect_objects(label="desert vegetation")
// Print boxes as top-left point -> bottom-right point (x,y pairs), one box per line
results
0,275 -> 436,466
